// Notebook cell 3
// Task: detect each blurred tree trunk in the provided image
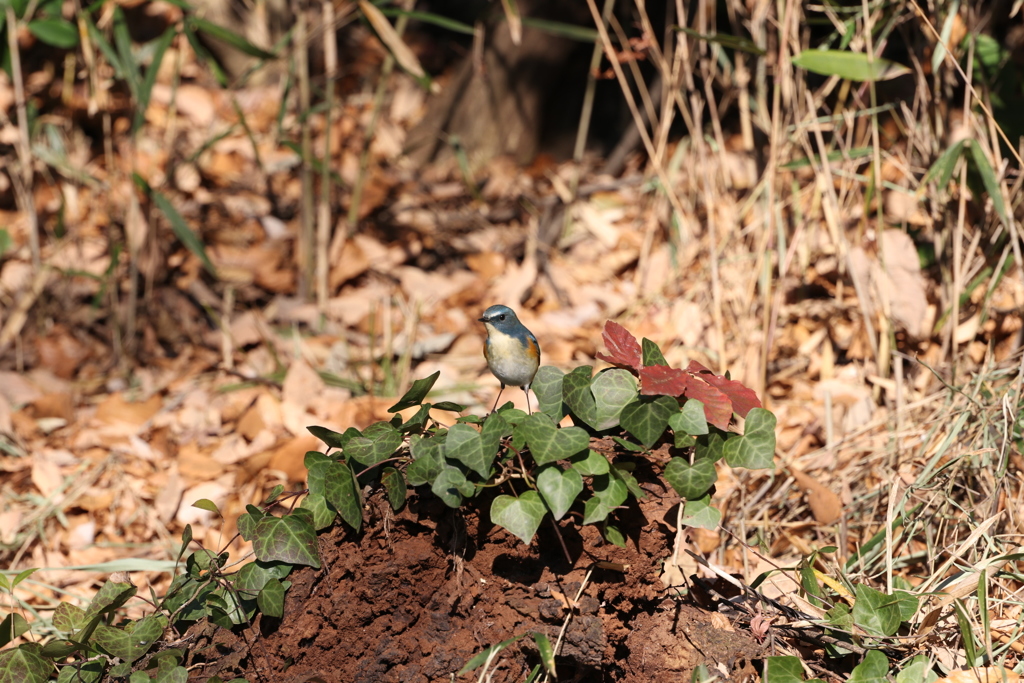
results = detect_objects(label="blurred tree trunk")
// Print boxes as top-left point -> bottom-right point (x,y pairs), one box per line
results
404,11 -> 584,170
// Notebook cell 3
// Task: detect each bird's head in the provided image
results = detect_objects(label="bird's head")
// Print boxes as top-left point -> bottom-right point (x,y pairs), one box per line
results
478,305 -> 521,333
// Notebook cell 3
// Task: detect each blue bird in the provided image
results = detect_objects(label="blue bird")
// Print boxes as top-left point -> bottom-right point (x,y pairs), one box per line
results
479,305 -> 540,414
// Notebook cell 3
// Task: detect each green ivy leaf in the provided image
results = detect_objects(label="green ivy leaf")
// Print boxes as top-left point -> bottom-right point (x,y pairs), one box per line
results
407,434 -> 446,486
582,474 -> 628,524
257,578 -> 286,618
610,436 -> 645,452
852,584 -> 903,636
695,432 -> 726,462
567,449 -> 610,475
252,515 -> 321,568
307,425 -> 355,449
826,602 -> 853,632
0,644 -> 53,683
57,659 -> 103,683
323,461 -> 362,532
610,463 -> 645,499
620,395 -> 678,448
494,407 -> 528,425
491,491 -> 546,544
40,639 -> 80,660
444,423 -> 494,478
562,366 -> 597,427
152,662 -> 188,683
92,615 -> 166,664
670,399 -> 709,436
481,411 -> 510,452
298,492 -> 336,530
388,371 -> 440,412
399,404 -> 432,432
191,499 -> 220,515
893,590 -> 918,622
603,522 -> 626,548
591,368 -> 638,430
83,580 -> 136,622
762,656 -> 805,683
52,602 -> 85,633
263,485 -> 284,505
345,422 -> 402,466
679,494 -> 721,530
847,650 -> 890,682
532,366 -> 566,420
722,408 -> 776,469
663,457 -> 717,499
431,466 -> 474,508
516,413 -> 590,465
640,338 -> 667,366
381,467 -> 407,510
0,614 -> 30,648
535,465 -> 583,520
894,655 -> 938,683
237,509 -> 263,541
234,561 -> 291,597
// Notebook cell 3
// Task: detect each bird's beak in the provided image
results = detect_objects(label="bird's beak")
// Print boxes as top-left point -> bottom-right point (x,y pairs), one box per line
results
478,316 -> 488,323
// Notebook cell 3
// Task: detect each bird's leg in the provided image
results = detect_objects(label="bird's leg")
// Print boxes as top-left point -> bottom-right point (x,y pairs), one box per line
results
523,386 -> 532,415
490,383 -> 506,414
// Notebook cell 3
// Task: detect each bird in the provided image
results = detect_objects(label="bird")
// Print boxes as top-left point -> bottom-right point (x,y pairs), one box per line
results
479,305 -> 540,414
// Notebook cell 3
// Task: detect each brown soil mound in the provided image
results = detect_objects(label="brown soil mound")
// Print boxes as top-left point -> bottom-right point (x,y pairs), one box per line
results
181,485 -> 763,682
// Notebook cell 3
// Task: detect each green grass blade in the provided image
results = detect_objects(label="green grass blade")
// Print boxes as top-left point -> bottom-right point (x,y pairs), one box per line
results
189,16 -> 276,59
133,25 -> 176,134
792,49 -> 911,81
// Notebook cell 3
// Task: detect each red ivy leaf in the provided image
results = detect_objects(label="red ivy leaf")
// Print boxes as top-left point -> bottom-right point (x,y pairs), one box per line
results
686,361 -> 761,417
596,321 -> 642,371
683,376 -> 733,430
685,360 -> 713,375
639,365 -> 689,396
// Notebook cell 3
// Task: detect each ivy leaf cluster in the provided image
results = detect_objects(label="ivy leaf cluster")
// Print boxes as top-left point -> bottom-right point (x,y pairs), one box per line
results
305,320 -> 777,546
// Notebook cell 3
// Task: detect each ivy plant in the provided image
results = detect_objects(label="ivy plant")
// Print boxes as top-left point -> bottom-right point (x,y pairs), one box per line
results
305,320 -> 777,546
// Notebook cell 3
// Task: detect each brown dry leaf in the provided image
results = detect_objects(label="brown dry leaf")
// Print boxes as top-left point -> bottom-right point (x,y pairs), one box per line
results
31,449 -> 67,498
0,508 -> 22,544
31,393 -> 74,421
177,442 -> 226,482
154,465 -> 184,525
282,359 -> 326,413
548,590 -> 572,611
465,252 -> 506,280
787,465 -> 842,525
35,327 -> 92,379
659,562 -> 686,589
358,1 -> 429,82
95,393 -> 163,427
267,435 -> 320,482
0,371 -> 43,406
237,401 -> 266,441
0,392 -> 10,434
849,230 -> 928,338
935,669 -> 1019,683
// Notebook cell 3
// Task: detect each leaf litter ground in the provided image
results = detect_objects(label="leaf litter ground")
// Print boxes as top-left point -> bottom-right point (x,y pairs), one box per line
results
2,10 -> 1024,681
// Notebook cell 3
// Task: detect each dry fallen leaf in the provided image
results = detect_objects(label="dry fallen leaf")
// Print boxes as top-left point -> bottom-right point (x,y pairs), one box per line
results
935,668 -> 1019,683
787,465 -> 842,525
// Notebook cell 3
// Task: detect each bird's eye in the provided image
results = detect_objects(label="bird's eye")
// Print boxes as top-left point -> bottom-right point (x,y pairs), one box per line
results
498,314 -> 506,321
